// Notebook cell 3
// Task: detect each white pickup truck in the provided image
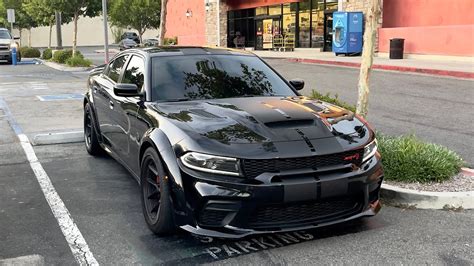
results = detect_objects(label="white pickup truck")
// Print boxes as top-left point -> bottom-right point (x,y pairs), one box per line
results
0,28 -> 21,64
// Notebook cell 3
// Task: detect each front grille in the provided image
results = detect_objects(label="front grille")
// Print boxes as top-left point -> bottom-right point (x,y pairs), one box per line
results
0,46 -> 9,50
248,197 -> 362,229
198,210 -> 229,227
242,149 -> 363,178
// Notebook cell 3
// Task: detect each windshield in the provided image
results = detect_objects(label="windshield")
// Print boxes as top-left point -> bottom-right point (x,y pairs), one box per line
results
151,55 -> 297,101
0,30 -> 12,39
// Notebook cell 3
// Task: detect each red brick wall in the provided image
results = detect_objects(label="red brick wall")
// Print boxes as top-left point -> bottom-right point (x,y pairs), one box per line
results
165,0 -> 206,45
379,0 -> 474,56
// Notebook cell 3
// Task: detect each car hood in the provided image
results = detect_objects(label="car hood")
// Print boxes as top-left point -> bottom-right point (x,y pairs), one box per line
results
150,96 -> 370,147
0,39 -> 11,45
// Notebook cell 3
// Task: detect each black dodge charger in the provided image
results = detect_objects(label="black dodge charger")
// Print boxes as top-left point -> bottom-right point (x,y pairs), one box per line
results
83,47 -> 383,238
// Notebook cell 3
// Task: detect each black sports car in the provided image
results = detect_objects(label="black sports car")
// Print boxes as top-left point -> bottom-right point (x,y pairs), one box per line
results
83,47 -> 383,238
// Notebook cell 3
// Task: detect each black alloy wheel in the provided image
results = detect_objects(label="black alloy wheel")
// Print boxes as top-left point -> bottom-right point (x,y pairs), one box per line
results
84,103 -> 102,155
140,148 -> 175,235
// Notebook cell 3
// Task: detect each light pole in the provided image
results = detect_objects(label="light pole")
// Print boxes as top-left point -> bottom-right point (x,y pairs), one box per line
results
102,0 -> 110,63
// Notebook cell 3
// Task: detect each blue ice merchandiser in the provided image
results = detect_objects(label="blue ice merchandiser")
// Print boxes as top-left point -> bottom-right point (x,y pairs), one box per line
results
332,12 -> 363,56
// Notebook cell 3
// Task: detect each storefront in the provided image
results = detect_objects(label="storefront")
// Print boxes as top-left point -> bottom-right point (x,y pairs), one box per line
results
227,0 -> 338,50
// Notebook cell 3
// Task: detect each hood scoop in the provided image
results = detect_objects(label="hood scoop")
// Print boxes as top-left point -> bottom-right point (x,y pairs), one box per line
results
188,109 -> 221,118
265,119 -> 315,129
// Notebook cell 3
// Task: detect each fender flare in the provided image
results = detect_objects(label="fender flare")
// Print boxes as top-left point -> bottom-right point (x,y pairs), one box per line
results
139,128 -> 187,215
83,94 -> 102,138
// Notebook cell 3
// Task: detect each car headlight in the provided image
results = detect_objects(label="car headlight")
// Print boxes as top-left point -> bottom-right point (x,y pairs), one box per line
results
363,139 -> 377,163
181,152 -> 241,176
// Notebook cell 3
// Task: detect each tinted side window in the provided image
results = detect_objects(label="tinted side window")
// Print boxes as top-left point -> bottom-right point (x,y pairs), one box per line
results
122,56 -> 145,89
107,55 -> 129,82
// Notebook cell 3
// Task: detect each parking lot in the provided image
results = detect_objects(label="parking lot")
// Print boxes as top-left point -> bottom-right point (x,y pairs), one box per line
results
1,61 -> 473,264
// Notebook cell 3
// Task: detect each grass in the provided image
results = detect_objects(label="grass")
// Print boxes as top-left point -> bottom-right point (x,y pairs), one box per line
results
66,55 -> 92,67
19,47 -> 41,58
310,90 -> 356,113
377,133 -> 464,183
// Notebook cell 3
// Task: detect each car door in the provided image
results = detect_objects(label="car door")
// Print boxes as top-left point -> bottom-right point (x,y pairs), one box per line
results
112,55 -> 146,172
93,54 -> 129,149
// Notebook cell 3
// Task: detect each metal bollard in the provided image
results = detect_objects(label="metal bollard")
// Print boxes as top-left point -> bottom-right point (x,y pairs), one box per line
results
12,47 -> 17,65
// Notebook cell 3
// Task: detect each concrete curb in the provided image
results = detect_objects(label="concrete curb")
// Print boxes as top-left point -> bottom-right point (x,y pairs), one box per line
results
461,167 -> 474,177
32,131 -> 84,146
0,255 -> 44,266
35,59 -> 90,72
282,58 -> 474,79
381,183 -> 474,210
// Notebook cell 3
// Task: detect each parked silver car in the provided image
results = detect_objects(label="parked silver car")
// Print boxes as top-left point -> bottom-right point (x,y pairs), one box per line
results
0,28 -> 21,64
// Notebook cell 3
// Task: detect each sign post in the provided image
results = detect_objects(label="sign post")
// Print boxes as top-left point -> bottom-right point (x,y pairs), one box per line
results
102,0 -> 109,63
7,9 -> 15,32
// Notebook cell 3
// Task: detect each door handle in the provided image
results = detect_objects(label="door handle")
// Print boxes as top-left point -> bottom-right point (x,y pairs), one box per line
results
109,100 -> 114,109
93,87 -> 98,93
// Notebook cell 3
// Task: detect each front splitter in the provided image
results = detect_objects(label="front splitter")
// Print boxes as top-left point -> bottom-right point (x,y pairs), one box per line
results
181,200 -> 381,239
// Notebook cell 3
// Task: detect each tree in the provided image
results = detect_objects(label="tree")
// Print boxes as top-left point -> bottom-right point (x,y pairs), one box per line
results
0,2 -> 6,28
23,0 -> 72,48
109,0 -> 161,43
1,0 -> 37,45
52,0 -> 101,55
158,0 -> 167,45
356,0 -> 382,118
16,7 -> 37,46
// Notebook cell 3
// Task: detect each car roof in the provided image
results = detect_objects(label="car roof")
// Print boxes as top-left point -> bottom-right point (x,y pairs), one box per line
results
126,46 -> 256,58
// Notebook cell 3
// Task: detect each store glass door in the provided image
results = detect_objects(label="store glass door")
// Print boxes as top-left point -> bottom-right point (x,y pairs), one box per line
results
257,18 -> 281,50
256,20 -> 263,50
323,11 -> 334,51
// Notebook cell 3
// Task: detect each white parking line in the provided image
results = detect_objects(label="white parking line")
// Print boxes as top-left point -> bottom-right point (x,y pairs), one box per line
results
0,97 -> 98,265
29,82 -> 49,90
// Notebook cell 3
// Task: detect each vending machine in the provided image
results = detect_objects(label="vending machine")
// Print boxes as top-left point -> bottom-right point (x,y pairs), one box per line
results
332,12 -> 363,55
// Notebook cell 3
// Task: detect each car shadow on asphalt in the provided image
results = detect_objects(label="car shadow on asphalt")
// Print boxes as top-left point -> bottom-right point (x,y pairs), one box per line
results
142,217 -> 385,264
33,143 -> 387,264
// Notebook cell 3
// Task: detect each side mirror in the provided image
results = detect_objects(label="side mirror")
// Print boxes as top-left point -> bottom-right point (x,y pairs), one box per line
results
114,83 -> 142,97
289,79 -> 305,91
13,36 -> 20,40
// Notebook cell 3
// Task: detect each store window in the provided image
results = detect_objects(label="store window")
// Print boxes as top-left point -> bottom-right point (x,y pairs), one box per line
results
227,0 -> 338,50
227,8 -> 256,48
268,5 -> 281,16
311,0 -> 325,48
256,7 -> 267,16
325,0 -> 338,10
299,0 -> 311,48
282,3 -> 297,36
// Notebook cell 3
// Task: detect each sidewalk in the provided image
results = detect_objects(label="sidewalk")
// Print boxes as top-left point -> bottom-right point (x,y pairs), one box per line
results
253,49 -> 474,79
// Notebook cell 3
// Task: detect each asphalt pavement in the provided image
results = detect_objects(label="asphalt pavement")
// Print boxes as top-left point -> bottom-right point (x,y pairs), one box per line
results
0,61 -> 473,264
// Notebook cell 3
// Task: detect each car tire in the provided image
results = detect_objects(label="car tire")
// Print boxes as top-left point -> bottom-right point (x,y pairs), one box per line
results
84,102 -> 103,156
140,148 -> 175,235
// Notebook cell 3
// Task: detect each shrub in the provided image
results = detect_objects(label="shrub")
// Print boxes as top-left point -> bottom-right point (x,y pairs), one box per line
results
19,47 -> 41,58
52,49 -> 72,63
164,37 -> 178,45
310,90 -> 356,112
66,55 -> 92,67
42,48 -> 53,59
52,49 -> 83,64
377,133 -> 464,183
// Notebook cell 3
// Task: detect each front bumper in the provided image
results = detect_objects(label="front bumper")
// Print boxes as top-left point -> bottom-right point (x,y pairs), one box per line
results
0,50 -> 12,61
175,154 -> 384,238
